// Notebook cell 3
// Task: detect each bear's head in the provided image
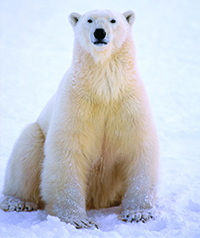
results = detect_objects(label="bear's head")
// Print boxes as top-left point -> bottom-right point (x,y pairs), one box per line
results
69,10 -> 135,64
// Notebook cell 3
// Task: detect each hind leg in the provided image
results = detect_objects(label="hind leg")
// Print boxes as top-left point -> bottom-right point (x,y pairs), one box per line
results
0,122 -> 45,212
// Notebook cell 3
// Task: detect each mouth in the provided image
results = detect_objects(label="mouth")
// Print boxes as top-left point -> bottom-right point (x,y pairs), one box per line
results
93,41 -> 108,45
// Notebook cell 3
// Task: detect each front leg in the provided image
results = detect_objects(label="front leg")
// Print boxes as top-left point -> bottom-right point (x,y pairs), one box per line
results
119,129 -> 159,223
119,179 -> 158,223
39,82 -> 103,228
41,145 -> 96,228
40,117 -> 100,229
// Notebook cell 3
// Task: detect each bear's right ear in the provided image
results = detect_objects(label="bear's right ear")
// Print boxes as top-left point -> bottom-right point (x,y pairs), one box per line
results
68,12 -> 81,27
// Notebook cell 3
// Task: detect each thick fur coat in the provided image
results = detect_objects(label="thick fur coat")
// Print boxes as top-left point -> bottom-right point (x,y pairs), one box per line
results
1,10 -> 159,228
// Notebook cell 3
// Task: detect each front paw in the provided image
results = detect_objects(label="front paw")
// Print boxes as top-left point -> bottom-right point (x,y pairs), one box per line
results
119,208 -> 158,223
71,218 -> 98,229
62,215 -> 98,229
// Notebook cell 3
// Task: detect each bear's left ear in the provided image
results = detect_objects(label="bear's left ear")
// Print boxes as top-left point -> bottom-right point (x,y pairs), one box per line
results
69,12 -> 81,27
123,11 -> 135,26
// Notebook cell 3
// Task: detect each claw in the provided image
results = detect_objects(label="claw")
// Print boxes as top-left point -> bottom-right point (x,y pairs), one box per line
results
73,221 -> 81,229
81,220 -> 90,228
94,223 -> 99,229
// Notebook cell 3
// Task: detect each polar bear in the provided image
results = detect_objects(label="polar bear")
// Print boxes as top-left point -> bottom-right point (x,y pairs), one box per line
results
0,10 -> 159,228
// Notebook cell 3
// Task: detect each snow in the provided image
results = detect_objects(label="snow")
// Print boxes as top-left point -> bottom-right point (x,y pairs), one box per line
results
0,0 -> 200,237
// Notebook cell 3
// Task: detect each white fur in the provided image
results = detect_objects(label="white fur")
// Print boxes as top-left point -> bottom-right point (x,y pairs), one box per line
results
0,10 -> 159,228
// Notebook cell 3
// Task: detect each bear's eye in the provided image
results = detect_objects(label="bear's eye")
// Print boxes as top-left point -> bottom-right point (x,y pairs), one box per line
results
110,19 -> 116,24
87,19 -> 93,23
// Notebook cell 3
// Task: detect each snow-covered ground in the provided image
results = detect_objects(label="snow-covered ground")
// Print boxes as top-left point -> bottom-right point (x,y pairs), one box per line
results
1,0 -> 200,237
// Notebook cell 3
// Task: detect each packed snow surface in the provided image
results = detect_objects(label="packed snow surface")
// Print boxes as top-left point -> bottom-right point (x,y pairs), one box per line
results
0,0 -> 200,237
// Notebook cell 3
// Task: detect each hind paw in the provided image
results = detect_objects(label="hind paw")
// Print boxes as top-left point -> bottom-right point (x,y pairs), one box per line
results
0,196 -> 38,212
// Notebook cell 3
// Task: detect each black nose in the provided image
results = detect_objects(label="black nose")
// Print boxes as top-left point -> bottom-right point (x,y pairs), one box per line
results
94,28 -> 106,40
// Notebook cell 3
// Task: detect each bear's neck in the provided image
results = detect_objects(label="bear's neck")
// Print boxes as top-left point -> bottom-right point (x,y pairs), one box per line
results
71,38 -> 139,104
